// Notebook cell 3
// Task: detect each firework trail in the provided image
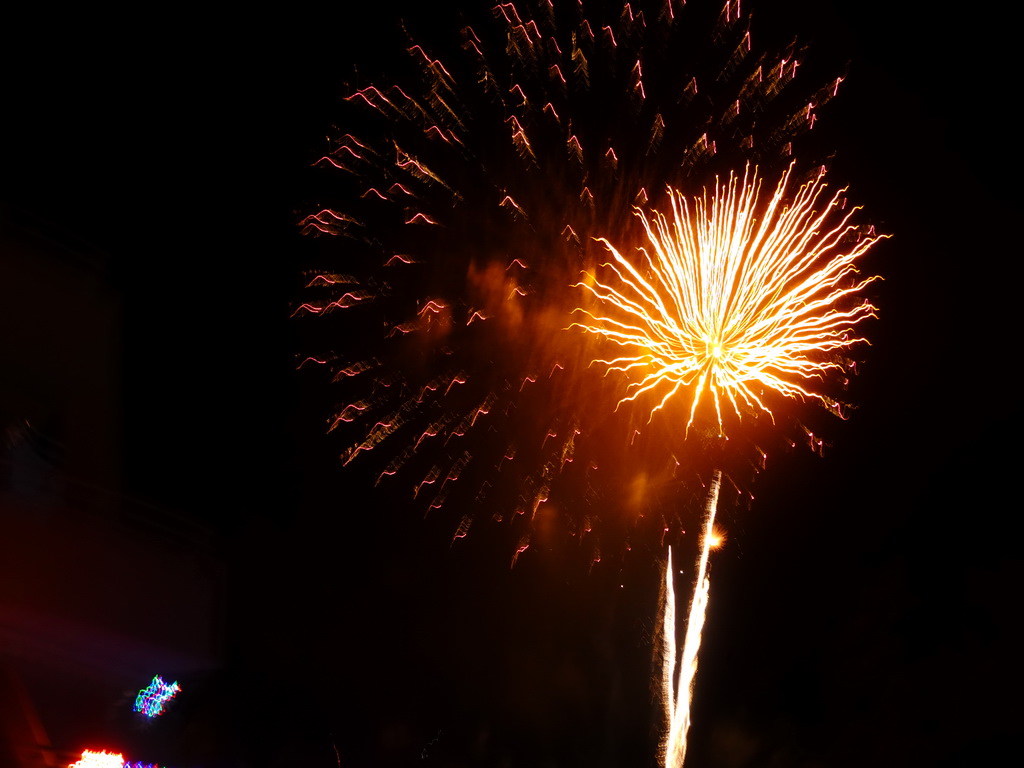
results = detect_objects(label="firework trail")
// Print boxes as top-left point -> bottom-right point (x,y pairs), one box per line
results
298,0 -> 839,564
662,470 -> 720,768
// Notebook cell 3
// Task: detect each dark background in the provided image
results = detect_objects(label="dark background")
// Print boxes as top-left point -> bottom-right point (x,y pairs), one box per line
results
2,1 -> 1020,766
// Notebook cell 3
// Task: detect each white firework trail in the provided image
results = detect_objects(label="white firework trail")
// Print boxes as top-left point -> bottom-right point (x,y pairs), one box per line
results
662,469 -> 721,767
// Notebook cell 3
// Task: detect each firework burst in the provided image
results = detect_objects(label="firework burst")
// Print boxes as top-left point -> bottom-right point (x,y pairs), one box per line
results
298,0 -> 839,561
571,162 -> 884,438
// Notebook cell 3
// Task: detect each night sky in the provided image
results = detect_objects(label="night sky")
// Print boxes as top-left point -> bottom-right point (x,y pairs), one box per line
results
2,1 -> 1020,766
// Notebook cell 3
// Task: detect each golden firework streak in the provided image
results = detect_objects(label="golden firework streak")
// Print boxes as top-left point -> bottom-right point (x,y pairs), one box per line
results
662,471 -> 720,768
571,164 -> 884,436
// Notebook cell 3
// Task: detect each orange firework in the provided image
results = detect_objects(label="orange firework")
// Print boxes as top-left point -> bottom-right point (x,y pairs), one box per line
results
572,163 -> 884,438
573,162 -> 885,767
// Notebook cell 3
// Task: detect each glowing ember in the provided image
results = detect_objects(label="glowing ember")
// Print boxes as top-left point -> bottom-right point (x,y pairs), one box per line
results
572,163 -> 884,437
67,750 -> 124,768
133,675 -> 180,717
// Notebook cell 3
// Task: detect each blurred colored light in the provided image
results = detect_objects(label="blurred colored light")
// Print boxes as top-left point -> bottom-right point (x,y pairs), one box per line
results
133,675 -> 180,717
